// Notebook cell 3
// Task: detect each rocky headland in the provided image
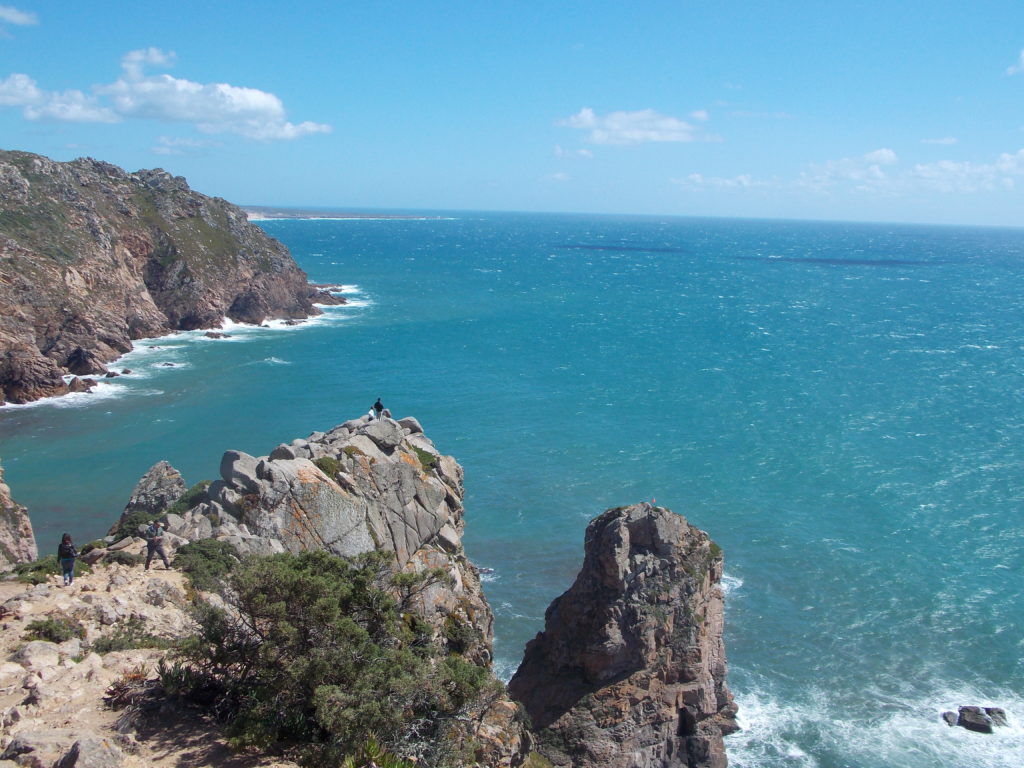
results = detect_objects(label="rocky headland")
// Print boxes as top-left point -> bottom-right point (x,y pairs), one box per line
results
0,416 -> 737,767
0,150 -> 343,405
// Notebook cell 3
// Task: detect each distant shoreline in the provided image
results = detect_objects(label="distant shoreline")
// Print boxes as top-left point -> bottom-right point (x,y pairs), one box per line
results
244,206 -> 449,221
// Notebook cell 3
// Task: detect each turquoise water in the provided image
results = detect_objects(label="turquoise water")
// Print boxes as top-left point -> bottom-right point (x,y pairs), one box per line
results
1,213 -> 1022,767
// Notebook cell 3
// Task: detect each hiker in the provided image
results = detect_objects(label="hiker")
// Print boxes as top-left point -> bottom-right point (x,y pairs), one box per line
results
57,533 -> 78,586
144,519 -> 170,570
373,398 -> 385,420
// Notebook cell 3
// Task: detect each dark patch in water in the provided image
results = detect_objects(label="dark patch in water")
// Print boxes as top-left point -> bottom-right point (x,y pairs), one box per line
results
554,243 -> 688,254
739,255 -> 941,267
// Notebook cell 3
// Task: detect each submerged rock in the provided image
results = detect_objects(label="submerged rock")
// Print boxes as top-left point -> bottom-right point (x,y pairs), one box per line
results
509,502 -> 737,768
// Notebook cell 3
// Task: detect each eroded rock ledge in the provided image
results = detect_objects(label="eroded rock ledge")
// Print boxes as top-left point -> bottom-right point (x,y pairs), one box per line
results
0,150 -> 342,405
509,503 -> 738,768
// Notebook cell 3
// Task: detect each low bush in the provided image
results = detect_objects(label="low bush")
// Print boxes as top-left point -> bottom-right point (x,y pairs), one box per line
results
164,549 -> 497,767
172,538 -> 239,591
25,615 -> 86,643
313,456 -> 342,478
92,616 -> 173,654
165,481 -> 212,517
13,555 -> 90,584
411,446 -> 438,472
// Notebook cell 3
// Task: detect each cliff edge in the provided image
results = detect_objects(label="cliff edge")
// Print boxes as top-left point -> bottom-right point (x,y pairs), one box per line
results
0,150 -> 340,405
0,460 -> 37,567
509,503 -> 738,768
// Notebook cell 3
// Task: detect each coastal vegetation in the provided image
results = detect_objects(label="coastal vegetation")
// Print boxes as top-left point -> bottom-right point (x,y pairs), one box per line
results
162,549 -> 499,767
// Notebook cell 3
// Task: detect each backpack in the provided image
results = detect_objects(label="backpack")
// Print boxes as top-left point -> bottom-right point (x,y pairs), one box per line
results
58,542 -> 76,559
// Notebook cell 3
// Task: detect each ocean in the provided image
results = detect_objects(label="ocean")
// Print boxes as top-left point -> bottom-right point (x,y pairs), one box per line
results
0,212 -> 1021,767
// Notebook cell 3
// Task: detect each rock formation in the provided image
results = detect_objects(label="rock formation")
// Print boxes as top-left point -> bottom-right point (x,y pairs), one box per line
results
80,414 -> 528,764
0,150 -> 343,405
107,460 -> 188,535
0,460 -> 37,567
942,706 -> 1009,734
508,503 -> 738,768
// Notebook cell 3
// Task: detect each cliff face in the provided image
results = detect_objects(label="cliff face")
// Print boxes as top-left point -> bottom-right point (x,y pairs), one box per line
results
0,150 -> 339,405
508,503 -> 738,768
0,460 -> 37,567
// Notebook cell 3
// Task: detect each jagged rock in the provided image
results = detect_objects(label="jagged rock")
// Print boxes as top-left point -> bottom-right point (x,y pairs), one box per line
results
0,728 -> 78,766
66,377 -> 96,393
14,641 -> 61,673
509,503 -> 737,768
65,347 -> 108,376
55,737 -> 125,768
949,705 -> 1008,734
0,461 -> 37,566
108,461 -> 187,535
0,150 -> 330,405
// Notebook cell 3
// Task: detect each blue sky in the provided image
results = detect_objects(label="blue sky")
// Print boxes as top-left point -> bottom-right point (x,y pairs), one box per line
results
3,1 -> 1024,225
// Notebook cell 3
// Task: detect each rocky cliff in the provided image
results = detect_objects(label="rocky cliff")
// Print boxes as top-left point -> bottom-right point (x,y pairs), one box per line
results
0,150 -> 341,405
508,503 -> 738,768
0,460 -> 37,568
80,413 -> 528,764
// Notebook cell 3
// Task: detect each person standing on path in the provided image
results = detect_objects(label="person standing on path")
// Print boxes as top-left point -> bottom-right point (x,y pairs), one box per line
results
57,533 -> 78,586
145,520 -> 170,570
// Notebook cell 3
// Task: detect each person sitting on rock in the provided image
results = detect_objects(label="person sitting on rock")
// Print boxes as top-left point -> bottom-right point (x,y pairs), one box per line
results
144,520 -> 170,570
57,533 -> 78,586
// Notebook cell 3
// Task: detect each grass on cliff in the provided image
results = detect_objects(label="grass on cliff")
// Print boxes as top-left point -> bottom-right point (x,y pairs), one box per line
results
162,549 -> 498,767
12,555 -> 91,585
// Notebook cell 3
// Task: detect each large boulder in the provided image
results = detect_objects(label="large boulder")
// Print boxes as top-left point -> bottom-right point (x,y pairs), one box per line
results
509,503 -> 737,768
108,461 -> 187,535
0,460 -> 37,567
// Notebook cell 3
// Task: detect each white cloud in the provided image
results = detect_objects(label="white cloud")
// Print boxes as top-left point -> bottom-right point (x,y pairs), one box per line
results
559,107 -> 713,145
1007,49 -> 1024,75
0,73 -> 117,122
0,5 -> 36,26
921,137 -> 957,145
864,148 -> 898,165
152,136 -> 218,155
547,172 -> 571,182
675,172 -> 770,189
690,109 -> 709,122
0,48 -> 331,140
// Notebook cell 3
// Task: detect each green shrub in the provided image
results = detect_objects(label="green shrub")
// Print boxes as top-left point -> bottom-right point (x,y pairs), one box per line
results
313,456 -> 342,478
13,555 -> 90,584
165,481 -> 211,517
165,550 -> 495,767
105,550 -> 142,567
172,538 -> 239,592
92,616 -> 173,654
709,541 -> 722,558
342,445 -> 365,459
110,510 -> 156,541
80,539 -> 106,555
411,446 -> 438,472
25,616 -> 85,643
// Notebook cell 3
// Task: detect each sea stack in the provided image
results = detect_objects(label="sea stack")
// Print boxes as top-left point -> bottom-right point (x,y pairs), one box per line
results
509,502 -> 738,768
